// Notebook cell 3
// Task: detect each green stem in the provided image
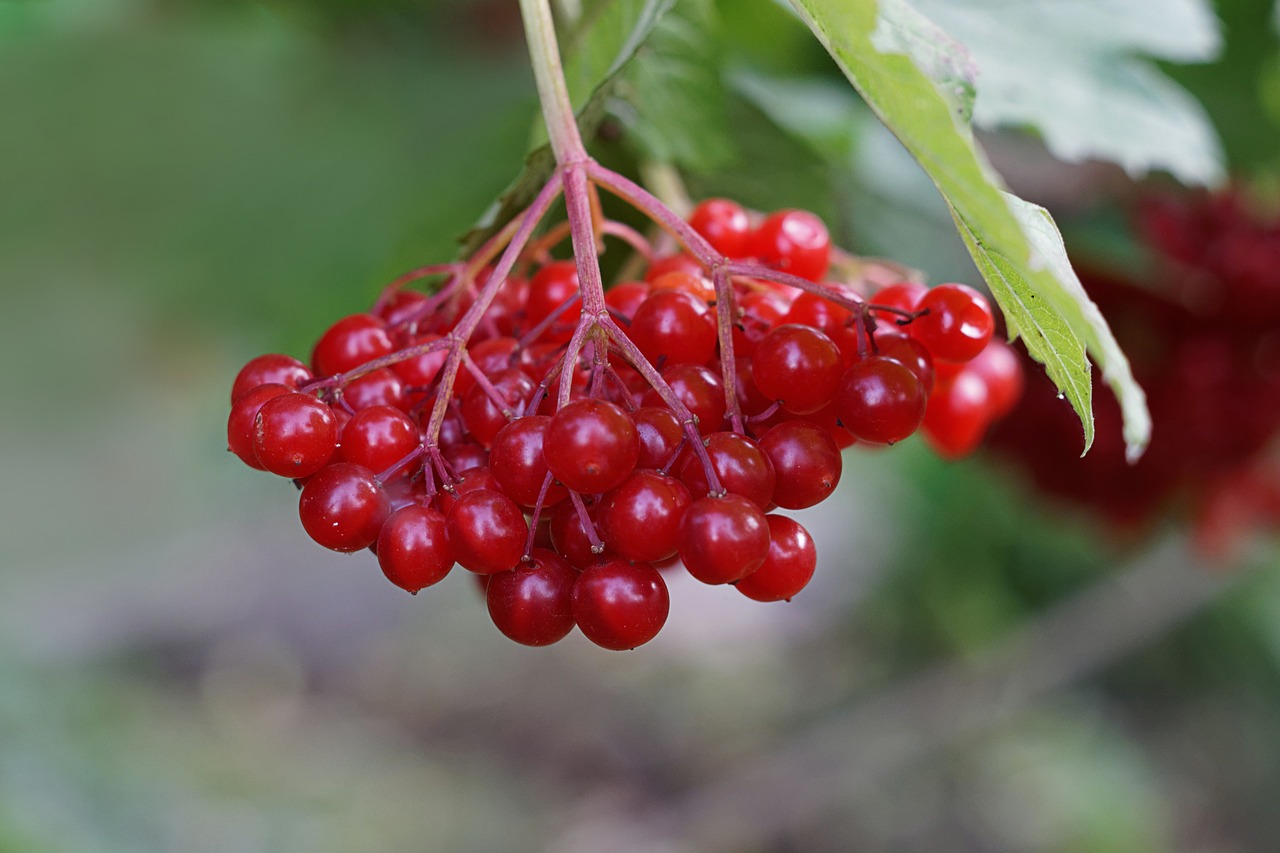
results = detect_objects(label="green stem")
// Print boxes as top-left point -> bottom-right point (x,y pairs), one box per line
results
519,0 -> 587,164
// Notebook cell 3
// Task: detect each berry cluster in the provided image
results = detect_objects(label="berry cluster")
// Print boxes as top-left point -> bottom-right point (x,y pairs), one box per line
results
228,196 -> 1021,649
991,189 -> 1280,556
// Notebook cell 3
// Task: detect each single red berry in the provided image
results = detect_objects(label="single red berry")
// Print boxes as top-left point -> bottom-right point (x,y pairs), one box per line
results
604,281 -> 651,322
456,336 -> 519,398
312,314 -> 395,377
376,505 -> 454,593
461,368 -> 537,448
689,198 -> 752,257
875,332 -> 936,394
649,270 -> 716,303
525,260 -> 581,342
486,549 -> 578,646
298,463 -> 391,552
678,494 -> 771,585
548,499 -> 611,569
433,465 -> 500,515
911,284 -> 995,363
598,469 -> 692,562
752,324 -> 844,415
836,356 -> 926,444
641,364 -> 726,435
343,368 -> 407,412
445,489 -> 528,574
632,406 -> 685,469
231,354 -> 311,403
869,281 -> 927,323
374,289 -> 429,325
392,333 -> 448,394
573,559 -> 669,650
338,405 -> 420,475
252,392 -> 338,478
794,401 -> 857,450
490,415 -> 568,508
677,432 -> 776,508
544,399 -> 639,494
965,338 -> 1024,418
227,383 -> 291,469
750,209 -> 831,281
922,370 -> 993,459
734,515 -> 817,602
629,290 -> 717,367
759,420 -> 842,509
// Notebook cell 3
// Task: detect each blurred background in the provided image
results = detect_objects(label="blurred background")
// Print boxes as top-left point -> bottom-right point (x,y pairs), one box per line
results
3,0 -> 1280,850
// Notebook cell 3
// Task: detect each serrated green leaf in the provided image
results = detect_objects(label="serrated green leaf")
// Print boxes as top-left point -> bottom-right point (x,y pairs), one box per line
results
459,0 -> 676,254
788,0 -> 1153,457
910,0 -> 1224,185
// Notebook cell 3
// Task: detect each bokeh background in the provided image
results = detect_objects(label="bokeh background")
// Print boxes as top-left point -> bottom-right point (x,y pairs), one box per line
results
3,0 -> 1280,850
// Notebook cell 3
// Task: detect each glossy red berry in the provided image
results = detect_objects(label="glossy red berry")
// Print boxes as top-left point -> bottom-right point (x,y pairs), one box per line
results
734,515 -> 817,602
629,290 -> 717,367
544,399 -> 639,494
689,198 -> 751,257
338,405 -> 420,475
603,281 -> 651,322
573,559 -> 669,650
642,364 -> 726,435
486,549 -> 578,646
752,324 -> 844,415
836,356 -> 927,444
678,494 -> 771,585
911,284 -> 994,363
490,415 -> 568,508
759,421 -> 842,509
632,406 -> 685,469
376,505 -> 454,593
548,499 -> 610,569
966,339 -> 1023,418
343,368 -> 406,412
445,489 -> 528,574
876,331 -> 936,394
460,368 -> 537,448
231,354 -> 311,403
525,260 -> 581,340
750,209 -> 831,281
677,432 -> 776,508
645,253 -> 703,283
298,463 -> 391,552
922,370 -> 992,459
597,470 -> 692,562
227,383 -> 291,469
252,392 -> 338,478
312,314 -> 394,377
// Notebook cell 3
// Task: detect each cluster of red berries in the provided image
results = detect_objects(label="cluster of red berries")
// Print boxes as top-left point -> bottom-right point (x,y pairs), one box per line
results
991,189 -> 1280,556
227,199 -> 1021,649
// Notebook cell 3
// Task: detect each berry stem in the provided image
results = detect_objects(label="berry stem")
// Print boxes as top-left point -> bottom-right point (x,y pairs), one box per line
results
519,0 -> 587,166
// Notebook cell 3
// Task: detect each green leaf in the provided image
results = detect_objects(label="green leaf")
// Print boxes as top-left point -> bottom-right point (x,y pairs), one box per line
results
909,0 -> 1224,185
459,0 -> 676,254
788,0 -> 1152,457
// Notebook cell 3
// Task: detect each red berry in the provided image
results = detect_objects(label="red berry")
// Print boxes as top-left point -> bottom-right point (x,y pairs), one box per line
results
377,505 -> 454,593
573,559 -> 669,650
231,354 -> 311,403
548,499 -> 610,569
252,392 -> 338,478
343,368 -> 407,411
445,489 -> 528,574
525,260 -> 581,341
911,284 -> 995,363
689,198 -> 751,257
392,333 -> 448,392
629,290 -> 717,367
338,405 -> 420,474
678,494 -> 771,584
836,356 -> 926,444
645,253 -> 703,283
456,337 -> 518,398
461,368 -> 537,448
312,314 -> 394,376
598,470 -> 692,562
632,406 -> 685,469
966,339 -> 1024,418
649,270 -> 716,303
227,383 -> 291,469
677,432 -> 776,508
875,332 -> 936,394
752,324 -> 844,415
734,515 -> 817,602
298,463 -> 391,552
750,209 -> 831,281
759,421 -> 842,509
490,415 -> 568,508
869,281 -> 926,322
544,399 -> 639,494
604,281 -> 651,322
642,364 -> 726,435
922,370 -> 992,459
486,549 -> 578,646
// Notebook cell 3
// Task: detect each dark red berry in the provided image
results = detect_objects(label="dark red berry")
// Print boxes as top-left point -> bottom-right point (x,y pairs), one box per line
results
759,421 -> 842,509
752,324 -> 844,415
227,383 -> 290,469
750,209 -> 831,281
231,354 -> 311,403
377,505 -> 454,593
544,399 -> 639,494
632,406 -> 685,469
339,405 -> 420,475
642,364 -> 726,435
486,549 -> 578,646
922,370 -> 992,459
298,463 -> 391,552
677,432 -> 776,508
312,314 -> 394,376
573,559 -> 669,650
678,494 -> 771,585
343,368 -> 406,411
734,515 -> 817,602
490,415 -> 568,508
836,356 -> 926,444
598,470 -> 692,562
689,198 -> 751,257
911,284 -> 994,363
445,489 -> 528,574
629,290 -> 717,367
252,392 -> 338,478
